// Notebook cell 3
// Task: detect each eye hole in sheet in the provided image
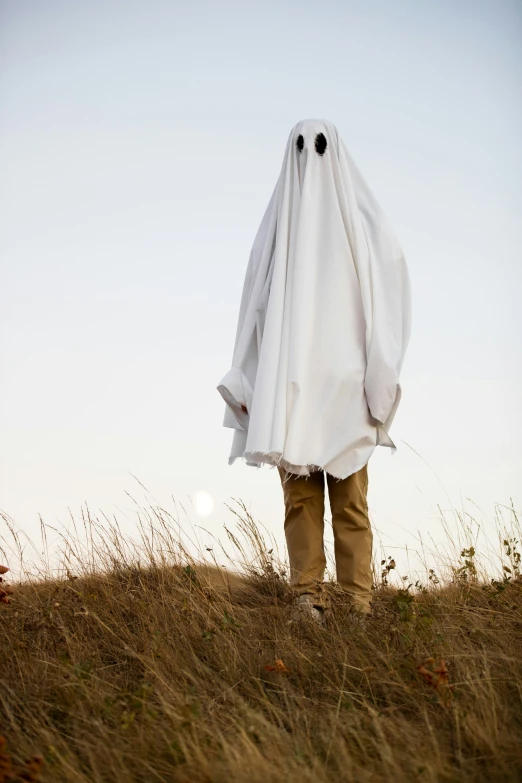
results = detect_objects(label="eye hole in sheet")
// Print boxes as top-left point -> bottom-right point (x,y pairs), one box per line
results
314,132 -> 327,156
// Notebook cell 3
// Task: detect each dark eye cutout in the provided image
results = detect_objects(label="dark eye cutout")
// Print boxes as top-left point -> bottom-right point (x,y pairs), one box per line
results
296,134 -> 304,152
314,132 -> 327,156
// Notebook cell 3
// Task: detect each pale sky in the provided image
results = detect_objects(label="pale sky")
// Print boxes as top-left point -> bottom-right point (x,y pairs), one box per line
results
1,0 -> 521,578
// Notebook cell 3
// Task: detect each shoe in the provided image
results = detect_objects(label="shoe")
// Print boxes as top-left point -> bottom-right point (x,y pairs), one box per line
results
291,594 -> 325,626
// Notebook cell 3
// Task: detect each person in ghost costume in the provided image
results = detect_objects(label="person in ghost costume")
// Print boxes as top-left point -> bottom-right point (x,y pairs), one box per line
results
217,119 -> 411,622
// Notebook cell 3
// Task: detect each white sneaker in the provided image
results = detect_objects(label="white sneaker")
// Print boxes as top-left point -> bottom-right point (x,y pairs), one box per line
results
291,594 -> 325,626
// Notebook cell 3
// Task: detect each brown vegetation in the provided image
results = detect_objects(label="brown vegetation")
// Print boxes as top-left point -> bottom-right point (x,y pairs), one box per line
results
1,504 -> 522,782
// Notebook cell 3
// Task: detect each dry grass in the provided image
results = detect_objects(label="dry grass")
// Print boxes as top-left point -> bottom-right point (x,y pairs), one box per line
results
1,502 -> 522,782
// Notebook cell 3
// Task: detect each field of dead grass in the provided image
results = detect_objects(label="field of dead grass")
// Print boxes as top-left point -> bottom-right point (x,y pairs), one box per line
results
1,503 -> 522,782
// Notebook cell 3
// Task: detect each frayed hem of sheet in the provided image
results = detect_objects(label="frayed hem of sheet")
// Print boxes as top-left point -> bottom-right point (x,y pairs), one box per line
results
228,450 -> 373,482
229,451 -> 323,477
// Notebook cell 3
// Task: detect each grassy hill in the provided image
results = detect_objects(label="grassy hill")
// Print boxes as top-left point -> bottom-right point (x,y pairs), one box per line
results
1,505 -> 522,782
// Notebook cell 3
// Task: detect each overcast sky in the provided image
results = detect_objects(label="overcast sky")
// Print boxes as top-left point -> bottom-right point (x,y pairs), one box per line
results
1,0 -> 521,578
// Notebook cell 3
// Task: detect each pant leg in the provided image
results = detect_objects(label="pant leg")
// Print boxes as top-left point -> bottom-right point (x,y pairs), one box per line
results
277,467 -> 326,601
326,464 -> 373,614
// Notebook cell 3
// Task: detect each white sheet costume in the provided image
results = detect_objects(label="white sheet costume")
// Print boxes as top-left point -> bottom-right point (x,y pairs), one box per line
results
217,119 -> 411,479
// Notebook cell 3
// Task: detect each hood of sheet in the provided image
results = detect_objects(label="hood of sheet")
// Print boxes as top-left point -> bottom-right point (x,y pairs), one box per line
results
217,118 -> 411,479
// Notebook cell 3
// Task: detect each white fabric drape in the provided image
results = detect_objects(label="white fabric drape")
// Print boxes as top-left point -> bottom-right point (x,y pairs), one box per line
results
217,119 -> 411,479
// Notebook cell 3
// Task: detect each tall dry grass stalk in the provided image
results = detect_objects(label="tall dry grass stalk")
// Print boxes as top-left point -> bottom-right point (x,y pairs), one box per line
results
1,500 -> 521,782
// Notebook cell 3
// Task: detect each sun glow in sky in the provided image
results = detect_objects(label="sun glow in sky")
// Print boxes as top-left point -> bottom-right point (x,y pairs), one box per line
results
193,491 -> 215,519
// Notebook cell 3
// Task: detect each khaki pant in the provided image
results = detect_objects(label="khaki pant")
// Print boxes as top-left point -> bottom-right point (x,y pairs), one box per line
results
277,464 -> 372,614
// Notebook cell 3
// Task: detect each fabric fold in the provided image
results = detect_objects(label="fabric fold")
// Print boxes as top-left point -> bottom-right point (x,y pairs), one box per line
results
217,367 -> 253,431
